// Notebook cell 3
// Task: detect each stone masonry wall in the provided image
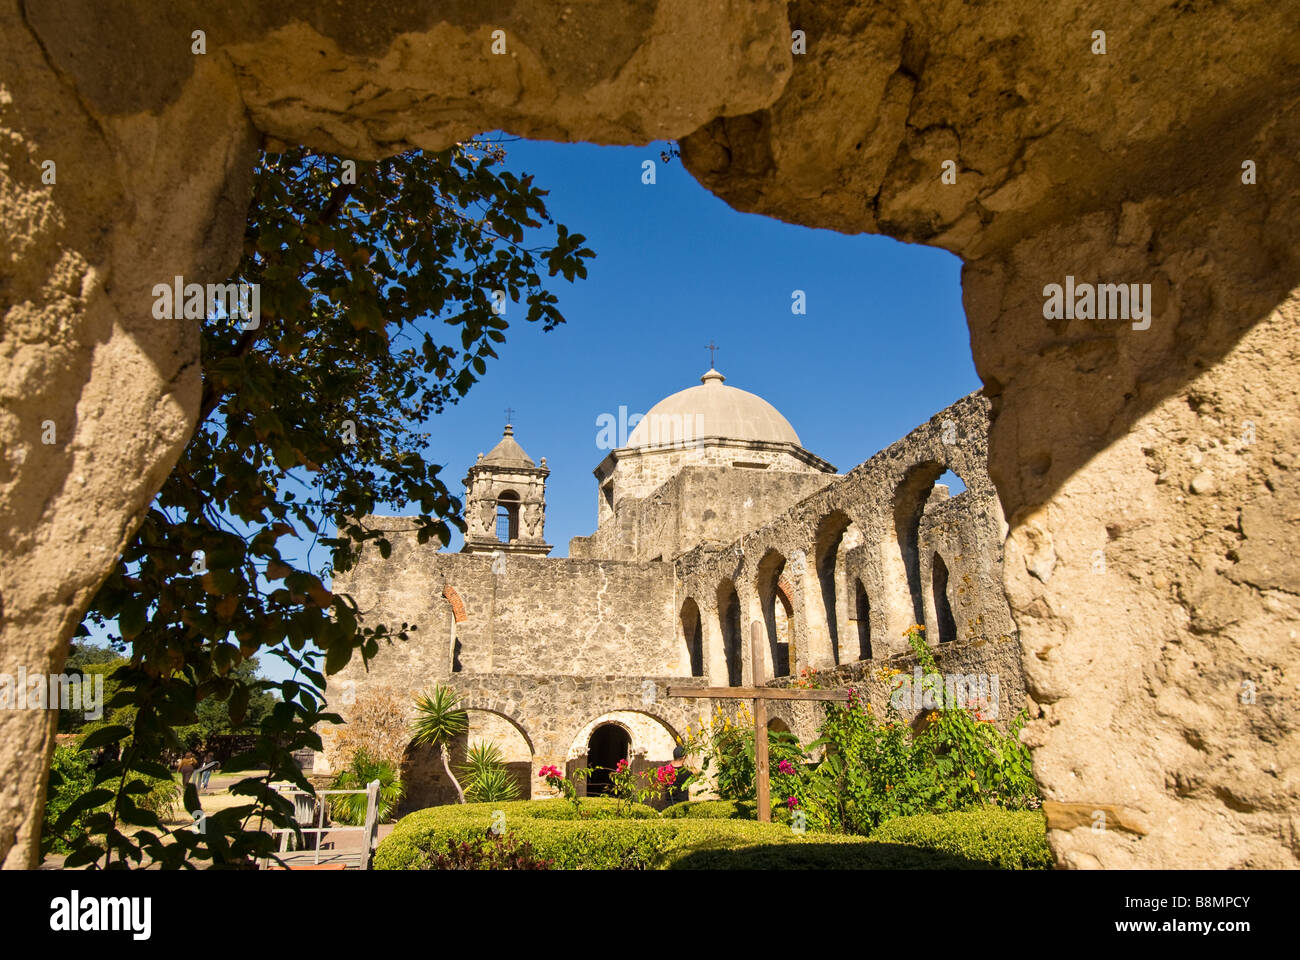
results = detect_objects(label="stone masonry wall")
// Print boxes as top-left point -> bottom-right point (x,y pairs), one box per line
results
571,464 -> 833,562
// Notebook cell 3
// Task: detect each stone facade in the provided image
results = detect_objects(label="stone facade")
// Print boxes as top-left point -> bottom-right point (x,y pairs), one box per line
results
326,388 -> 1024,812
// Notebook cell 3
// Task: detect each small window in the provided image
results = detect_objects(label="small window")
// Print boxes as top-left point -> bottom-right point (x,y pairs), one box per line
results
601,481 -> 615,510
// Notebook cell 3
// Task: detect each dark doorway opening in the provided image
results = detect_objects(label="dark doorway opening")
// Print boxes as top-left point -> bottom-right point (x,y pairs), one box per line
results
855,580 -> 872,660
932,552 -> 958,643
585,723 -> 630,796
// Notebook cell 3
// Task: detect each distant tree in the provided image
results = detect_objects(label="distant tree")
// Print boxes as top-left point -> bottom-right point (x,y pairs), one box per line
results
65,140 -> 593,869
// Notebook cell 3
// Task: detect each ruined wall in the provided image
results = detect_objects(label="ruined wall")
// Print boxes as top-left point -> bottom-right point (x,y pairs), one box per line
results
676,393 -> 1010,680
919,489 -> 1015,644
322,672 -> 711,800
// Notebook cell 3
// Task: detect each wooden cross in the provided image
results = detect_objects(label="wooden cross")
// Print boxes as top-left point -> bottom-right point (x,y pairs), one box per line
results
504,406 -> 515,425
667,621 -> 851,822
705,341 -> 719,368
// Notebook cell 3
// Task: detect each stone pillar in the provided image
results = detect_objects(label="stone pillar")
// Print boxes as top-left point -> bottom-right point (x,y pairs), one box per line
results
795,557 -> 837,670
0,22 -> 256,867
701,601 -> 728,685
968,193 -> 1300,868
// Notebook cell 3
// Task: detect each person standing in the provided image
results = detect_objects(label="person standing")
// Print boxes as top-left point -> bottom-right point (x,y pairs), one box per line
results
178,751 -> 197,788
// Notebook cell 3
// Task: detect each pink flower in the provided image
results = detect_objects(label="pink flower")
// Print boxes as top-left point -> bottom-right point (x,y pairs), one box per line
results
615,759 -> 629,773
778,759 -> 794,775
786,795 -> 799,808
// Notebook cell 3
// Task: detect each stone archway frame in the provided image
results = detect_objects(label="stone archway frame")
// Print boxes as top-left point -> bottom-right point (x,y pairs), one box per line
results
3,1 -> 1298,870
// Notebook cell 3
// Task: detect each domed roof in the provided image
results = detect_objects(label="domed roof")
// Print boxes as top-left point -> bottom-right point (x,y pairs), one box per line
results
626,369 -> 802,448
481,425 -> 536,468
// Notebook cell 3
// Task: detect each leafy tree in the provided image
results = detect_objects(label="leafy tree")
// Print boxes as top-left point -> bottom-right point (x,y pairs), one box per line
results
67,140 -> 592,868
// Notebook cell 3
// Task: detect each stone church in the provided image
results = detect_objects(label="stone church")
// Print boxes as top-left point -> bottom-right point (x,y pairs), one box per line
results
324,369 -> 1024,808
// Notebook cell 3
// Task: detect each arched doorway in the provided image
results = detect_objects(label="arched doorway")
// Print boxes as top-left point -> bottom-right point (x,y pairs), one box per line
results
585,723 -> 630,796
757,550 -> 793,677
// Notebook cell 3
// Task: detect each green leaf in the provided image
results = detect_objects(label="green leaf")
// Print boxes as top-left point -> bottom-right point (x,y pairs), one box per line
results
77,725 -> 131,752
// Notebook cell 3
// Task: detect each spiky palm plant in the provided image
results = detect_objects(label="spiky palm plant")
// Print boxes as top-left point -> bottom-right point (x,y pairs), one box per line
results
460,742 -> 522,803
411,685 -> 470,804
329,748 -> 405,825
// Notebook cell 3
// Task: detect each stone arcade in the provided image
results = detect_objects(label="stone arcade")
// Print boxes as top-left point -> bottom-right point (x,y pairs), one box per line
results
323,370 -> 1023,810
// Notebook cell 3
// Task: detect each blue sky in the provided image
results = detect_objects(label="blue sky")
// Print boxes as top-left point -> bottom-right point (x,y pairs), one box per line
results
425,137 -> 978,554
84,136 -> 979,684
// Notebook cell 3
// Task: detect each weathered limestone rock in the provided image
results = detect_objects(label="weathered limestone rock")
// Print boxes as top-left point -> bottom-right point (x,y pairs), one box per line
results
2,0 -> 1297,867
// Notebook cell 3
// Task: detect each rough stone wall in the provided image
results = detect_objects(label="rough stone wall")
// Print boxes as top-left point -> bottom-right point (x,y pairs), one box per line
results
594,440 -> 830,527
571,464 -> 834,562
762,633 -> 1027,741
4,0 -> 1297,869
333,523 -> 681,679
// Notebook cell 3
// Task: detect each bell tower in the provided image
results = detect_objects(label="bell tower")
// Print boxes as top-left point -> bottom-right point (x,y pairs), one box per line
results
462,423 -> 552,556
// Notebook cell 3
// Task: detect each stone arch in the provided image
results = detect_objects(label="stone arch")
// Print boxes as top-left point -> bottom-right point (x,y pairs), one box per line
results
441,585 -> 468,673
566,709 -> 681,797
756,548 -> 792,677
716,579 -> 743,686
892,461 -> 969,629
441,584 -> 468,622
679,597 -> 704,677
451,700 -> 536,756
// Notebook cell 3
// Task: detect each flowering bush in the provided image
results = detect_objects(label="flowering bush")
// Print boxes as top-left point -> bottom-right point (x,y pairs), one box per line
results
679,704 -> 806,801
770,626 -> 1039,834
609,759 -> 690,815
537,764 -> 593,818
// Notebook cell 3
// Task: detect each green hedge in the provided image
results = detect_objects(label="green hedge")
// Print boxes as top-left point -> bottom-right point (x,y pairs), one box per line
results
374,799 -> 1050,870
871,808 -> 1052,870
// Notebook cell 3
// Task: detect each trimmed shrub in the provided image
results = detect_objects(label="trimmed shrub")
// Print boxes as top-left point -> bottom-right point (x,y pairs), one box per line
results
872,808 -> 1051,870
374,799 -> 1049,870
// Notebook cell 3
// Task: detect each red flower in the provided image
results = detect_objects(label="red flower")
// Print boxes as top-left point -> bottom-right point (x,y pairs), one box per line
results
786,795 -> 799,808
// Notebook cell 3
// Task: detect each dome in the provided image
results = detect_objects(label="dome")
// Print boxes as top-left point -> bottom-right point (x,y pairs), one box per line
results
625,369 -> 802,448
481,424 -> 536,468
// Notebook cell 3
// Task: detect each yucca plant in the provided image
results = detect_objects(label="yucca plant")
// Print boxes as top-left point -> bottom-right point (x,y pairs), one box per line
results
411,685 -> 470,804
460,742 -> 522,803
329,748 -> 405,825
